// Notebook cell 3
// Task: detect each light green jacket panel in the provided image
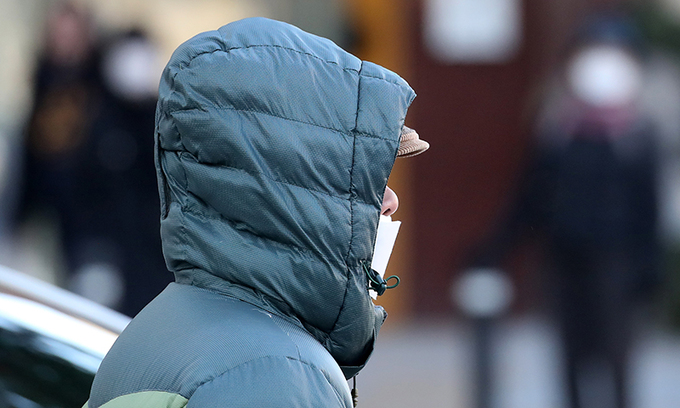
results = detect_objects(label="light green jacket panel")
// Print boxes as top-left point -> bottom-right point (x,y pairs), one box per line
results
83,391 -> 187,408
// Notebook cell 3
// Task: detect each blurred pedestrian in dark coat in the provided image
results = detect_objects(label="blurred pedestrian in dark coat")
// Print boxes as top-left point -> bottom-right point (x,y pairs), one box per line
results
472,14 -> 662,408
18,2 -> 171,316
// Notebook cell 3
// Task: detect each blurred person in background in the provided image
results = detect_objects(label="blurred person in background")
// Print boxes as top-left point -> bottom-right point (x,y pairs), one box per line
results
17,1 -> 171,317
81,27 -> 171,317
530,17 -> 661,408
470,13 -> 663,408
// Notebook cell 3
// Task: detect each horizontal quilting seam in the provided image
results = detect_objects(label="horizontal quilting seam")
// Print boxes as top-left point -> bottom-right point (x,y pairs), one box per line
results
180,196 -> 316,261
199,42 -> 412,91
179,200 -> 350,274
190,355 -> 347,407
179,152 -> 377,207
173,105 -> 351,139
358,72 -> 412,89
354,130 -> 399,140
179,191 -> 349,268
187,42 -> 412,89
182,42 -> 360,73
170,105 -> 397,143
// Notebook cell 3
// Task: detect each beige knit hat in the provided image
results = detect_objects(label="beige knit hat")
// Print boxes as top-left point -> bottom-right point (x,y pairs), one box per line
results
397,126 -> 430,158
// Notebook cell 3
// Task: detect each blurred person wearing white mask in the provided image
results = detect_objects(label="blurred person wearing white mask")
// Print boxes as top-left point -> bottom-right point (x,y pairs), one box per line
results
471,13 -> 661,408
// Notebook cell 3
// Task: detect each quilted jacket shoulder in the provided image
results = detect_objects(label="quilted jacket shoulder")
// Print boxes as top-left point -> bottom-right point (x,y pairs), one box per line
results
87,284 -> 353,407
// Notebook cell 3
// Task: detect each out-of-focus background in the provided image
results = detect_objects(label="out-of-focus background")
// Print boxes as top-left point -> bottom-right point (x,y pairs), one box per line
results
3,0 -> 680,407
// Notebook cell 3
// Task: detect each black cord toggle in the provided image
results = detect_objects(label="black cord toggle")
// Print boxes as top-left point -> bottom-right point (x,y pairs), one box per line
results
362,261 -> 400,296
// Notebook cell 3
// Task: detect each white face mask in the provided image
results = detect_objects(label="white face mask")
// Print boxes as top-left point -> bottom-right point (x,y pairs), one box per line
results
102,38 -> 162,102
369,215 -> 401,299
566,45 -> 643,108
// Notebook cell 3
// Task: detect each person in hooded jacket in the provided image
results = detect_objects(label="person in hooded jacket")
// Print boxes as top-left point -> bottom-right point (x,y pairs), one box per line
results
83,17 -> 429,408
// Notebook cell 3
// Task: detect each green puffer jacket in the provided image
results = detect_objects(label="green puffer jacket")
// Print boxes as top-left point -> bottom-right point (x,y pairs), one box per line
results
84,17 -> 415,408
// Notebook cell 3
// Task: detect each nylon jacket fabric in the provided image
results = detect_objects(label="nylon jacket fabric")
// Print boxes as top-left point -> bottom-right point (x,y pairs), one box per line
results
85,17 -> 415,407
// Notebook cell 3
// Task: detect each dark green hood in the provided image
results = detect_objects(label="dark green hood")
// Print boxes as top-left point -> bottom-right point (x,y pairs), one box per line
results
154,17 -> 415,375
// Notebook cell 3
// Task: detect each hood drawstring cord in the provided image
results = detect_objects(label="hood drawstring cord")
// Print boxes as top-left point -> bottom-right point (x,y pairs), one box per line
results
355,262 -> 398,407
362,261 -> 400,296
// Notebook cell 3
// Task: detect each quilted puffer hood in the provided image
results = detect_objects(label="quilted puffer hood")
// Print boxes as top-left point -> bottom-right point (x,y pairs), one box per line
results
154,17 -> 415,376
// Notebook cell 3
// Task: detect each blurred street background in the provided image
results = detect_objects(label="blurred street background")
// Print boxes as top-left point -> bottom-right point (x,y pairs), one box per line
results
3,0 -> 680,407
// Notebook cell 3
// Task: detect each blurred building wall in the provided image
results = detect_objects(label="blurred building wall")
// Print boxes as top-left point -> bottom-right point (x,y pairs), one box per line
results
0,0 -> 43,131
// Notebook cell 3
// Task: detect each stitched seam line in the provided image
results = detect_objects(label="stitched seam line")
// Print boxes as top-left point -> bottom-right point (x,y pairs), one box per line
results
178,198 -> 347,272
286,357 -> 347,407
179,199 -> 319,260
343,63 -> 361,268
183,39 -> 412,89
344,134 -> 357,267
191,355 -> 347,407
170,106 -> 394,142
179,152 -> 370,206
175,151 -> 192,268
330,61 -> 363,336
190,43 -> 360,74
